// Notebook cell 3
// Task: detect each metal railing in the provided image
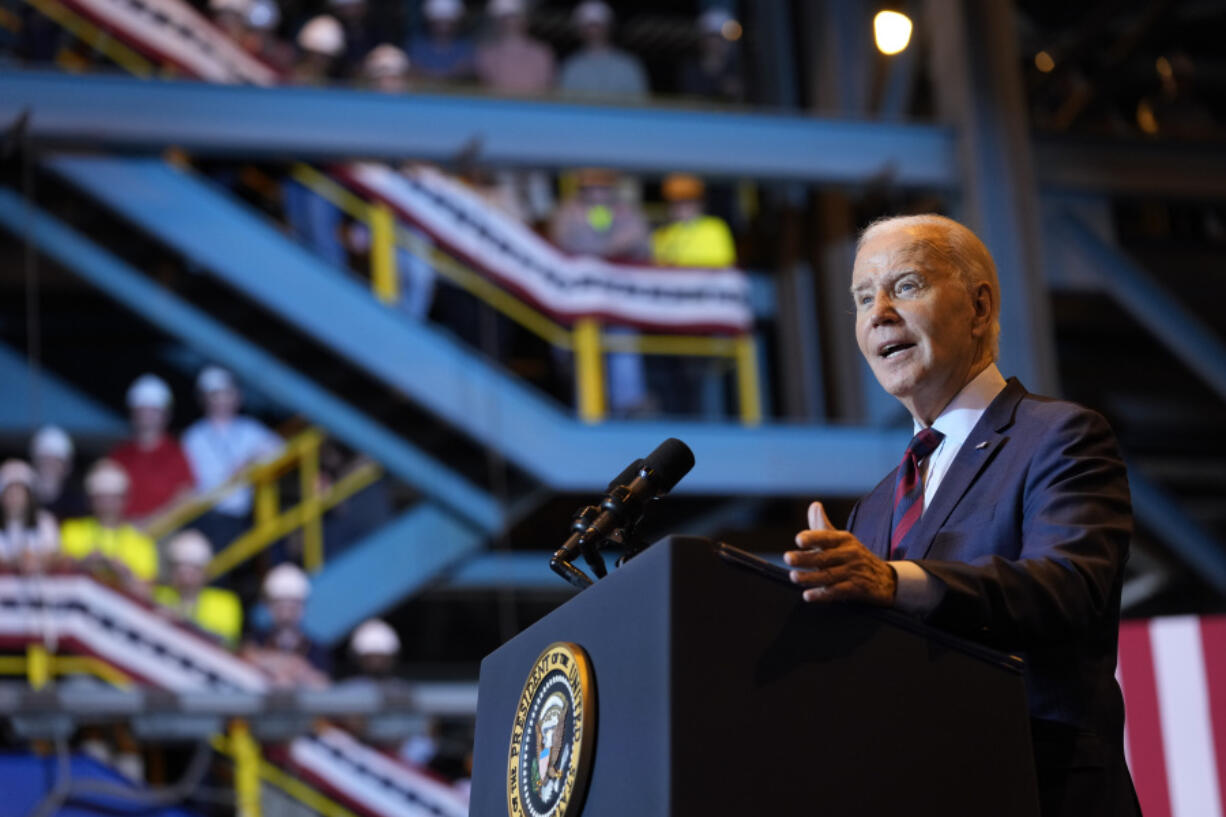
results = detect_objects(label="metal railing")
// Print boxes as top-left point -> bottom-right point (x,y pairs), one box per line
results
289,163 -> 764,425
143,427 -> 383,578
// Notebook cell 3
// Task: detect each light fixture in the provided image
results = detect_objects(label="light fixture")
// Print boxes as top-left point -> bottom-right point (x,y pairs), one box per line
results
873,10 -> 913,56
1034,51 -> 1055,73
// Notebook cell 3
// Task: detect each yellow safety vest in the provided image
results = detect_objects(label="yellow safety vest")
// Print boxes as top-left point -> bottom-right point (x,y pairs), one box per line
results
153,585 -> 243,647
60,518 -> 158,582
651,216 -> 737,268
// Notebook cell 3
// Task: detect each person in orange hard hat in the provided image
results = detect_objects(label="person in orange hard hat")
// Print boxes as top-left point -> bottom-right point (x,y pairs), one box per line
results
652,173 -> 737,270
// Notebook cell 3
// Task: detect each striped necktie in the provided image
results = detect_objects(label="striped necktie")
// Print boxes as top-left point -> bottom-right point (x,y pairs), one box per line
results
889,427 -> 945,559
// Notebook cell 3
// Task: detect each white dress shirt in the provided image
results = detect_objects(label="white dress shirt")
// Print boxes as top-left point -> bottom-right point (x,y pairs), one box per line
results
182,416 -> 283,517
890,363 -> 1008,613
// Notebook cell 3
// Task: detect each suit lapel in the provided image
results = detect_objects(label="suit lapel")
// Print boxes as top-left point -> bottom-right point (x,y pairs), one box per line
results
907,378 -> 1027,560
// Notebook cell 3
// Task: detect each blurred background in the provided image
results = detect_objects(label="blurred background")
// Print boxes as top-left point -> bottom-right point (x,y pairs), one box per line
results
0,0 -> 1224,814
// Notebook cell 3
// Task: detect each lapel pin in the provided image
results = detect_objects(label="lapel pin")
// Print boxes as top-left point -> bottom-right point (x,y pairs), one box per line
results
975,441 -> 989,450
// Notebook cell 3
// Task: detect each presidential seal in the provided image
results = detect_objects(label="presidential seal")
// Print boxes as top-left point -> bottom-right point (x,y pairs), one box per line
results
506,642 -> 595,817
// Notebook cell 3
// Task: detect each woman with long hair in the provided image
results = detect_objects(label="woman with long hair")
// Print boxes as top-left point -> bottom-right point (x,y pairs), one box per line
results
0,459 -> 60,572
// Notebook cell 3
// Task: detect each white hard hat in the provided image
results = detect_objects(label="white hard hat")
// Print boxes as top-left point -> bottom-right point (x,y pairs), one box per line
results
85,459 -> 130,496
423,0 -> 463,21
210,0 -> 252,15
263,563 -> 311,600
0,459 -> 36,493
572,0 -> 610,27
246,0 -> 280,30
350,618 -> 400,656
127,373 -> 173,409
31,425 -> 74,461
698,8 -> 732,34
297,15 -> 346,56
487,0 -> 524,17
364,44 -> 410,78
167,530 -> 213,566
196,365 -> 237,394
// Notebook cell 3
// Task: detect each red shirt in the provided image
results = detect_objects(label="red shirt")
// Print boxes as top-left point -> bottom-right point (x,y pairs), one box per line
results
109,435 -> 195,518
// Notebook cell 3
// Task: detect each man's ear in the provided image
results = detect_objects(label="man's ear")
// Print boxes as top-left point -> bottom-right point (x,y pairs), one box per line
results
970,282 -> 993,336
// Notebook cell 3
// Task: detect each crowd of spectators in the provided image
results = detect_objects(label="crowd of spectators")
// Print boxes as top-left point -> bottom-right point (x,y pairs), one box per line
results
0,366 -> 387,688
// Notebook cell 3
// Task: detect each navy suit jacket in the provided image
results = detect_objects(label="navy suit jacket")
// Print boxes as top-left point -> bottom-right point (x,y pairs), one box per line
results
848,378 -> 1131,751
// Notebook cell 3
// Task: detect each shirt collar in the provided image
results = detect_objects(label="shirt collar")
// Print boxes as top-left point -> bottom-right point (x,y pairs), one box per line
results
913,363 -> 1008,446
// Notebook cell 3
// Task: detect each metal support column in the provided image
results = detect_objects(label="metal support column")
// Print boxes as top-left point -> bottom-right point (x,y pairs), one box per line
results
926,0 -> 1058,393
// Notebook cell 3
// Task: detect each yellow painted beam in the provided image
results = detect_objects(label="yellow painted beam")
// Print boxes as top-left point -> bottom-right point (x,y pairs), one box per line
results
734,334 -> 763,426
369,203 -> 399,304
573,318 -> 606,424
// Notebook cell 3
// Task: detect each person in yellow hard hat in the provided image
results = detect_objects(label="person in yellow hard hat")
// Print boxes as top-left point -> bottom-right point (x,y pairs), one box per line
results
60,460 -> 158,595
650,174 -> 738,416
154,530 -> 242,647
651,173 -> 737,269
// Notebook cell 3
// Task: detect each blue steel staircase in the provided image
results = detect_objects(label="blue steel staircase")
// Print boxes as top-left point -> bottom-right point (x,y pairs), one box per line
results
0,158 -> 909,645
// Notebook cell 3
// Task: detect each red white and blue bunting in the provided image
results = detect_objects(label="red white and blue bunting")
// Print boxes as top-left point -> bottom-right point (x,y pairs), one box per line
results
341,163 -> 754,334
0,574 -> 468,817
54,0 -> 278,84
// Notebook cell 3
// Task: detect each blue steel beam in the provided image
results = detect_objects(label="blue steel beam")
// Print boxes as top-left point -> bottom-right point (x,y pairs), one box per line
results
0,340 -> 125,436
304,503 -> 484,644
1129,471 -> 1226,596
1059,215 -> 1226,404
0,189 -> 502,531
1,70 -> 957,186
48,155 -> 913,496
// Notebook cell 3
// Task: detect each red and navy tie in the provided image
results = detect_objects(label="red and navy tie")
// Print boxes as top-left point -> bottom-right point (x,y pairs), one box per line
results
889,427 -> 945,559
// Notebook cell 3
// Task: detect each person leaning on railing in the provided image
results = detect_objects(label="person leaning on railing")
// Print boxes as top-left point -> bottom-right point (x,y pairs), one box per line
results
60,460 -> 158,596
153,529 -> 242,647
0,459 -> 60,573
181,366 -> 283,550
241,563 -> 330,688
108,374 -> 195,526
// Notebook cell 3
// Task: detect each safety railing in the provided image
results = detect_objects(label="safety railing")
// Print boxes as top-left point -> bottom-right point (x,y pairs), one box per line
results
143,426 -> 383,579
14,0 -> 159,76
0,648 -> 367,817
289,163 -> 764,425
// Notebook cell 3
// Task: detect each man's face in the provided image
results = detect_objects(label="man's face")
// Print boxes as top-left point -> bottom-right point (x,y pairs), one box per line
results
851,226 -> 987,422
269,597 -> 304,629
131,406 -> 168,436
203,387 -> 239,420
32,455 -> 68,483
171,561 -> 206,594
90,490 -> 127,523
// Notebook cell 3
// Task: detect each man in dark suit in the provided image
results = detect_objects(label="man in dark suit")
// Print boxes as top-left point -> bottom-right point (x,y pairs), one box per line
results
784,214 -> 1140,817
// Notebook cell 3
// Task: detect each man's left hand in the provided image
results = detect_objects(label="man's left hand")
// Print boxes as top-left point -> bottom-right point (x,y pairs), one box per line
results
785,501 -> 897,606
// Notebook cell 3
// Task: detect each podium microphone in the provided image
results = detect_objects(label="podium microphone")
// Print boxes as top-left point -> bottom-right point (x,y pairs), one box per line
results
551,438 -> 695,589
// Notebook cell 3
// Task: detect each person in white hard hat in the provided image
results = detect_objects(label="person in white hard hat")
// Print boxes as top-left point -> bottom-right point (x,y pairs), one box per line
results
362,44 -> 411,92
60,460 -> 158,593
475,0 -> 554,95
154,530 -> 243,647
29,425 -> 87,519
348,617 -> 400,677
558,0 -> 648,101
294,14 -> 346,82
108,374 -> 195,523
243,563 -> 331,686
181,366 -> 282,551
407,0 -> 475,83
679,7 -> 744,103
0,459 -> 59,572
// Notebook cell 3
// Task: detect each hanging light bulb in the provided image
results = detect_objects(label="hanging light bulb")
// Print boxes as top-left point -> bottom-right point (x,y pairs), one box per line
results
874,10 -> 913,56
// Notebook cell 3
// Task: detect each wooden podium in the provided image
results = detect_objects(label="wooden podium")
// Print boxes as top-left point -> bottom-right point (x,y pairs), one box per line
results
469,536 -> 1040,816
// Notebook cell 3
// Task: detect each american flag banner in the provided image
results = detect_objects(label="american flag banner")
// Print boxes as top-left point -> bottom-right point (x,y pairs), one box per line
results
1119,615 -> 1226,817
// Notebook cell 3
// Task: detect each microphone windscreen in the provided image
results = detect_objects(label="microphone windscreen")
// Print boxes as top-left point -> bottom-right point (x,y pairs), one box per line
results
607,458 -> 644,491
643,438 -> 695,493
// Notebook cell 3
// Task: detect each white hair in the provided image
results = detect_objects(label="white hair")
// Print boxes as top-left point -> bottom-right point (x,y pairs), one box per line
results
858,213 -> 1001,361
